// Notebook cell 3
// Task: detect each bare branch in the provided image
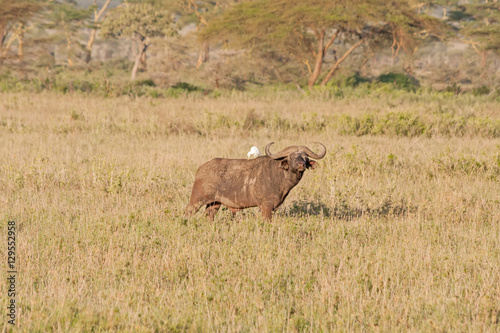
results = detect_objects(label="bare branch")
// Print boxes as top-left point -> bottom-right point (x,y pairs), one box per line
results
187,0 -> 209,27
320,38 -> 365,86
96,0 -> 112,21
323,30 -> 339,54
311,25 -> 321,39
302,59 -> 312,74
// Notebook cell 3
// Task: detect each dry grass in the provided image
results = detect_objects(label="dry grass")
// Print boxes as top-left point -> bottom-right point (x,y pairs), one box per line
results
1,92 -> 499,332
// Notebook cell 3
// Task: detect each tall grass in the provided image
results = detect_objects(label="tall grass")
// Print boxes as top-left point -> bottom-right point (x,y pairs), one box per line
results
1,92 -> 499,331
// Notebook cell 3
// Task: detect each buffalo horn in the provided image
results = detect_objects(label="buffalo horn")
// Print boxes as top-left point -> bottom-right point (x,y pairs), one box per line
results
299,142 -> 327,159
265,142 -> 326,160
265,142 -> 298,159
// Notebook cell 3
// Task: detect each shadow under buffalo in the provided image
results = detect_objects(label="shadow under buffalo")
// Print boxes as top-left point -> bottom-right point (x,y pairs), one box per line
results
283,199 -> 415,220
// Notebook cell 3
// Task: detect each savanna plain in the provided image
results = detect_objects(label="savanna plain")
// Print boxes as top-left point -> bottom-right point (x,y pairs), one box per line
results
1,90 -> 499,332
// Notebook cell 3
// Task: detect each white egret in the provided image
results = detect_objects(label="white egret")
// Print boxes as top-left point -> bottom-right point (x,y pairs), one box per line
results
247,146 -> 261,159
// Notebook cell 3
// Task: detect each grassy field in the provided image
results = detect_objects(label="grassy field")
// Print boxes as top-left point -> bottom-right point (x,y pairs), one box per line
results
1,91 -> 499,331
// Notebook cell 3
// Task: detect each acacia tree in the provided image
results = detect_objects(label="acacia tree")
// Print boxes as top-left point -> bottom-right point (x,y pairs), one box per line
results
201,0 -> 442,88
0,0 -> 43,62
182,0 -> 214,68
155,0 -> 240,68
448,1 -> 500,71
100,3 -> 175,80
85,0 -> 113,63
180,0 -> 240,68
46,1 -> 92,66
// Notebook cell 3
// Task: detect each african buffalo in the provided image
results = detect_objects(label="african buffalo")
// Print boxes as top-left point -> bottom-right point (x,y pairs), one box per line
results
185,142 -> 326,220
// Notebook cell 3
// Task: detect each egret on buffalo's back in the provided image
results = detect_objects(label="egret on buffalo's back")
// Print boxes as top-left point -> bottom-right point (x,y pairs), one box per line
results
247,146 -> 261,159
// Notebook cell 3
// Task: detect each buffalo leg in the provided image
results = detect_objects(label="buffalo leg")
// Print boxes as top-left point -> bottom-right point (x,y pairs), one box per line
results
229,208 -> 241,218
205,202 -> 221,220
185,201 -> 205,217
260,202 -> 275,220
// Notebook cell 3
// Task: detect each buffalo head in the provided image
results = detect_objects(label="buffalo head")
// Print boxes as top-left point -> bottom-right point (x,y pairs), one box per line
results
265,142 -> 326,172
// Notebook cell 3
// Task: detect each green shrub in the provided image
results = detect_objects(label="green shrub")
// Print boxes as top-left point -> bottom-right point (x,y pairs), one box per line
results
242,110 -> 266,130
377,73 -> 419,92
372,112 -> 426,137
432,151 -> 497,177
135,79 -> 156,87
444,83 -> 462,95
345,72 -> 371,87
472,85 -> 490,96
171,82 -> 201,92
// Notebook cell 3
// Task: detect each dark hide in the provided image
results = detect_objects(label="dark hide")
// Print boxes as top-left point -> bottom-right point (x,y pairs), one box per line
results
185,144 -> 325,220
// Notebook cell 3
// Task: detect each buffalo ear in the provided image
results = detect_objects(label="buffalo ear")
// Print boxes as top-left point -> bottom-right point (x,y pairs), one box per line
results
279,159 -> 289,170
307,160 -> 318,169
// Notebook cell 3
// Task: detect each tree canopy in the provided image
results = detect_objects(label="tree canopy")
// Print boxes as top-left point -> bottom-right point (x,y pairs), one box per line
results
201,0 -> 444,88
45,1 -> 92,66
0,0 -> 498,89
449,1 -> 500,55
0,0 -> 44,61
100,2 -> 176,80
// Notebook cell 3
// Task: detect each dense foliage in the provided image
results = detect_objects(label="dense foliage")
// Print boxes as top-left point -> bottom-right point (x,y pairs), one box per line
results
0,0 -> 498,90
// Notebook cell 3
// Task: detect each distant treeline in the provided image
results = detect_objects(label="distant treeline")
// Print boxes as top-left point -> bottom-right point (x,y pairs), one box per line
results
0,0 -> 499,90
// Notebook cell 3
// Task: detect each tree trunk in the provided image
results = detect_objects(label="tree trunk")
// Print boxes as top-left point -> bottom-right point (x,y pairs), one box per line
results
320,39 -> 365,86
481,50 -> 488,78
65,30 -> 73,66
131,41 -> 148,81
272,64 -> 285,83
85,29 -> 97,63
2,35 -> 14,58
17,28 -> 23,61
131,52 -> 141,81
140,49 -> 147,69
196,41 -> 209,68
0,22 -> 8,55
85,0 -> 112,64
308,29 -> 325,88
481,51 -> 488,69
2,26 -> 19,59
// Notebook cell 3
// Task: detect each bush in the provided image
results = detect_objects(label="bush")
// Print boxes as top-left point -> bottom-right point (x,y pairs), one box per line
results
136,79 -> 156,87
377,73 -> 419,92
444,83 -> 462,95
372,112 -> 426,137
171,82 -> 201,92
472,85 -> 490,96
345,72 -> 371,87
